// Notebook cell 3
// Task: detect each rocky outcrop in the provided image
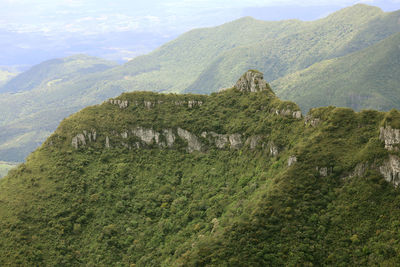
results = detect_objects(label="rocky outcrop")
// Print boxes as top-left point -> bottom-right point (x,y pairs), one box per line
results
316,166 -> 329,177
107,99 -> 129,109
163,129 -> 176,148
132,127 -> 160,145
177,128 -> 203,152
229,134 -> 243,149
380,126 -> 400,151
293,111 -> 302,119
305,115 -> 321,127
71,129 -> 97,149
245,136 -> 261,149
288,156 -> 297,166
345,157 -> 400,187
234,70 -> 269,93
271,108 -> 302,119
144,101 -> 154,109
348,163 -> 368,179
70,127 -> 282,157
379,155 -> 400,187
107,98 -> 204,110
188,100 -> 203,108
71,134 -> 86,149
105,136 -> 110,148
267,141 -> 279,157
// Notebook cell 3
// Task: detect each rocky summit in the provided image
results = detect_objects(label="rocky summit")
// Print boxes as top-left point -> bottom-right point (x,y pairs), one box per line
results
234,70 -> 271,92
1,70 -> 400,266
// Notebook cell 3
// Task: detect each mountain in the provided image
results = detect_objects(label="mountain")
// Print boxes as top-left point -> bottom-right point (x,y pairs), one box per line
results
0,54 -> 118,94
0,55 -> 118,162
1,71 -> 400,266
184,4 -> 400,94
0,4 -> 399,162
273,32 -> 400,112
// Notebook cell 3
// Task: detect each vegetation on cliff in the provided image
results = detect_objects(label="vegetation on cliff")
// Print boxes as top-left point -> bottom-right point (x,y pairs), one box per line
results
0,71 -> 400,266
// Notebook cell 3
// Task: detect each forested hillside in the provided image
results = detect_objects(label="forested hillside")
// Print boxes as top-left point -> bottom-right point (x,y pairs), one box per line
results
273,32 -> 400,112
1,71 -> 400,266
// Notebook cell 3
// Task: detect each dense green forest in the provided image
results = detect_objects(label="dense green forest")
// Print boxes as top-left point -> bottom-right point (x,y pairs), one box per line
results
1,71 -> 400,266
272,32 -> 400,112
0,4 -> 399,163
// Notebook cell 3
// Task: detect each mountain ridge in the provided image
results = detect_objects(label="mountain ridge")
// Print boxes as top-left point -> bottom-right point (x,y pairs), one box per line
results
0,4 -> 399,163
1,70 -> 400,265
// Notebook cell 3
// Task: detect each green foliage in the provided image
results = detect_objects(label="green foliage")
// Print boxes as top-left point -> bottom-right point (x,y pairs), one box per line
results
273,32 -> 400,113
0,88 -> 398,266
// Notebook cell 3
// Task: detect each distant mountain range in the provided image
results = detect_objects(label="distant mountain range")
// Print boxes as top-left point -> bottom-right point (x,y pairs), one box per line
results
0,4 -> 399,162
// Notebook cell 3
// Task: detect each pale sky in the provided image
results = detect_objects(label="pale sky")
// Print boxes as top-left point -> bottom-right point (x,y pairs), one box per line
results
1,0 -> 399,35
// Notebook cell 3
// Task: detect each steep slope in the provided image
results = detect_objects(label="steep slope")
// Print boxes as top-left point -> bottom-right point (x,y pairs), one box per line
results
1,71 -> 400,266
272,32 -> 400,112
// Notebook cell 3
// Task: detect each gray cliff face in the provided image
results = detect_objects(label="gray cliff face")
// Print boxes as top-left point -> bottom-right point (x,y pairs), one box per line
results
71,129 -> 96,149
379,155 -> 400,186
105,136 -> 110,148
163,129 -> 176,148
288,156 -> 297,166
228,134 -> 243,149
271,108 -> 302,119
345,158 -> 400,188
107,99 -> 129,109
69,126 -> 286,156
132,127 -> 160,145
177,128 -> 203,153
380,126 -> 400,151
348,163 -> 368,179
268,141 -> 279,157
234,70 -> 269,93
106,98 -> 203,110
